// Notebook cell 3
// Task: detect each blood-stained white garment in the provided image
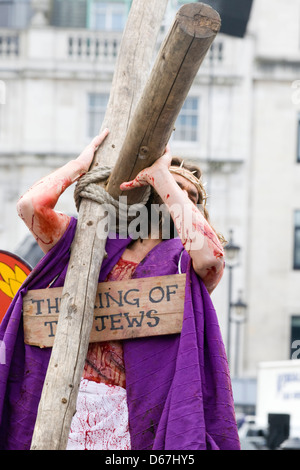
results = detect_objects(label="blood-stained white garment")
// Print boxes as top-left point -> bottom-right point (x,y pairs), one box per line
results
67,257 -> 138,450
67,379 -> 131,450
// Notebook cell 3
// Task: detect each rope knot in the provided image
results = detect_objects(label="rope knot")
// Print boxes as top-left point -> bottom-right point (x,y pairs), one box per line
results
74,166 -> 151,218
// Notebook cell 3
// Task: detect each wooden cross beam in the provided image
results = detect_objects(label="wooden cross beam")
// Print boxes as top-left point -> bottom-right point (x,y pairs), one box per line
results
30,2 -> 220,450
30,0 -> 169,450
107,2 -> 221,204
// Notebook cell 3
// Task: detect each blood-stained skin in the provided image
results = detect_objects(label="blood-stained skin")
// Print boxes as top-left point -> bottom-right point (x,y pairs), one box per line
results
84,341 -> 126,388
17,172 -> 74,252
120,150 -> 225,294
17,130 -> 109,254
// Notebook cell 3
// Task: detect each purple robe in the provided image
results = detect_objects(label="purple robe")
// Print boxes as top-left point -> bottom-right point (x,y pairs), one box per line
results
0,217 -> 240,450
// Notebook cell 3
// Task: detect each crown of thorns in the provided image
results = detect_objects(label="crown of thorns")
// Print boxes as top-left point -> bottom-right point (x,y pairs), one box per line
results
169,162 -> 207,205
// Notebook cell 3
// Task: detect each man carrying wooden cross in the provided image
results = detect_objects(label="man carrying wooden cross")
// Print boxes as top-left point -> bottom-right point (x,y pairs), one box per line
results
0,127 -> 240,450
0,2 -> 240,451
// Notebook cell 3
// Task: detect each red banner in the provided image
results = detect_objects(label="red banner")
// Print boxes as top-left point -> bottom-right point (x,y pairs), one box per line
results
0,250 -> 31,324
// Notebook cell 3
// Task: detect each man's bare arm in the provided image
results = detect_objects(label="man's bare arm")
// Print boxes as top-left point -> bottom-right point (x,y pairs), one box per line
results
17,129 -> 109,253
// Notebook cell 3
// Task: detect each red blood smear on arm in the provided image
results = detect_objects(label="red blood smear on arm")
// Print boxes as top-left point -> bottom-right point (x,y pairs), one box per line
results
31,178 -> 71,246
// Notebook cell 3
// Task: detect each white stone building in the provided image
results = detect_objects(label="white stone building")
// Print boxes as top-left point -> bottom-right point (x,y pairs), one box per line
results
0,0 -> 299,413
244,0 -> 300,374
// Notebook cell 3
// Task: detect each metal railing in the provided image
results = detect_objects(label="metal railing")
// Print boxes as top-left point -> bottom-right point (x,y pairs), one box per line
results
0,31 -> 19,57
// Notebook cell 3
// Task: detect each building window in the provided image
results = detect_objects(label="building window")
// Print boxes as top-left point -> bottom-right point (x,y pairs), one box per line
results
89,1 -> 127,31
51,0 -> 87,28
291,316 -> 300,359
173,96 -> 199,142
87,93 -> 109,138
0,0 -> 32,29
294,210 -> 300,269
297,115 -> 300,163
208,40 -> 224,63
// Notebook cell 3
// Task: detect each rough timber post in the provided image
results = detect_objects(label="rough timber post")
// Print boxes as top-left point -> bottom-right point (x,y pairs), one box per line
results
107,2 -> 221,204
30,0 -> 169,450
30,2 -> 221,450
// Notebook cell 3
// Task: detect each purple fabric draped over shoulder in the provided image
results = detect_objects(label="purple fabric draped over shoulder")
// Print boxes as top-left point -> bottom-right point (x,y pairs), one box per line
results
0,217 -> 240,450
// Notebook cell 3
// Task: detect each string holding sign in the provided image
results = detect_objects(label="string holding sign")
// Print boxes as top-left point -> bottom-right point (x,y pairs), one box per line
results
23,274 -> 186,348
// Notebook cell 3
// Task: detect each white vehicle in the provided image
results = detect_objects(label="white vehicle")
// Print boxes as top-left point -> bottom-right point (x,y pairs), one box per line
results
238,415 -> 268,450
256,360 -> 300,439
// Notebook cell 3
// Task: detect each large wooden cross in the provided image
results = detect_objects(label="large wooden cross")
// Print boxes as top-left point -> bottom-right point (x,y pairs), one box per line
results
30,1 -> 220,450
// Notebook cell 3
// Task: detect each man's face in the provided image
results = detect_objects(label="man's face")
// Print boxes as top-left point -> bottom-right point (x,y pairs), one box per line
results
172,173 -> 199,205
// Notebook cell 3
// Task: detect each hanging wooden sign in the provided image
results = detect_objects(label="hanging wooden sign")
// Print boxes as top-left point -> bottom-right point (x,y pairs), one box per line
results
23,273 -> 186,348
